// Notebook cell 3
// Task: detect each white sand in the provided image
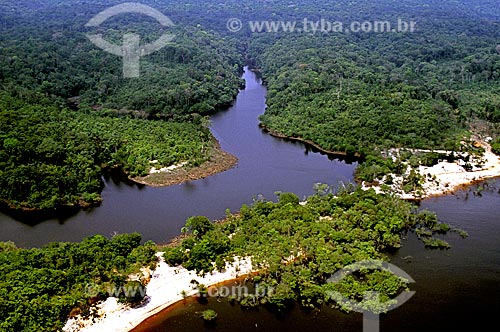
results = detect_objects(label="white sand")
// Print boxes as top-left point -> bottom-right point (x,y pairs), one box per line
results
63,142 -> 500,330
415,148 -> 500,198
149,161 -> 188,175
363,142 -> 500,199
63,254 -> 253,332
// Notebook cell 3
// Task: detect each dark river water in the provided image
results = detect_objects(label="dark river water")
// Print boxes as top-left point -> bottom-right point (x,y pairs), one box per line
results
0,67 -> 356,247
131,178 -> 500,332
132,69 -> 500,332
1,67 -> 500,332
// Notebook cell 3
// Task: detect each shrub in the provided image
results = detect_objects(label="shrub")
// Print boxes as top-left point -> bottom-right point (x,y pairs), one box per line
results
201,309 -> 218,321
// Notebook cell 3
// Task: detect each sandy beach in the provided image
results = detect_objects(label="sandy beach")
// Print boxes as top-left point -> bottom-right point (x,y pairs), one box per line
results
130,139 -> 237,187
63,254 -> 253,332
63,141 -> 500,331
363,142 -> 500,200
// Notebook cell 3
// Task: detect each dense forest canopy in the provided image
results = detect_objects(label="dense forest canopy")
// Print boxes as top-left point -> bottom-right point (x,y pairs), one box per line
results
0,0 -> 244,210
0,1 -> 495,331
0,91 -> 218,210
0,6 -> 243,118
0,233 -> 157,332
246,1 -> 500,157
1,0 -> 500,209
164,187 -> 464,311
236,0 -> 500,187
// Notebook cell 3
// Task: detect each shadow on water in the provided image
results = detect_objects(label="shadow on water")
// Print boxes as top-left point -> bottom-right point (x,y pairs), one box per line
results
102,168 -> 147,190
132,289 -> 361,332
0,168 -> 147,226
269,134 -> 362,164
0,203 -> 82,227
0,67 -> 359,247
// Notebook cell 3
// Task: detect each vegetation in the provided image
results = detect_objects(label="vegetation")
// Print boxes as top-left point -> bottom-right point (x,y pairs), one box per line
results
0,1 -> 492,330
0,0 -> 244,211
244,0 -> 500,178
0,233 -> 158,332
0,92 -> 217,210
492,137 -> 500,156
164,187 -> 465,311
200,309 -> 218,322
0,3 -> 243,119
2,0 -> 499,207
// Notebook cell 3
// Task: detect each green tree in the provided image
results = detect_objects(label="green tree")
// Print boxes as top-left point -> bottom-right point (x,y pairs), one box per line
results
184,216 -> 214,238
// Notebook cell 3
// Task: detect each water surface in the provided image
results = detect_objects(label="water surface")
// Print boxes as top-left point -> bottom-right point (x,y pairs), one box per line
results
134,179 -> 500,332
0,68 -> 357,247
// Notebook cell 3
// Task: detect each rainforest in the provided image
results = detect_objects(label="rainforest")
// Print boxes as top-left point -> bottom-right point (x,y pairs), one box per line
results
0,1 -> 499,332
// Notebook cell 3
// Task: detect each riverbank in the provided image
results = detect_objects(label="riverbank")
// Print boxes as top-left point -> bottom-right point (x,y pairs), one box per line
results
63,254 -> 254,332
259,124 -> 362,159
129,139 -> 237,187
362,142 -> 500,200
261,125 -> 500,199
0,140 -> 235,215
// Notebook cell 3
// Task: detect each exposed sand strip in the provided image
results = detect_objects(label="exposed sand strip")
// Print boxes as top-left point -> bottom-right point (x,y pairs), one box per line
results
63,254 -> 253,332
363,143 -> 500,199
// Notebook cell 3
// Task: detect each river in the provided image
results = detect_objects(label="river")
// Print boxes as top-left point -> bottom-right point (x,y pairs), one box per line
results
0,67 -> 356,247
131,178 -> 500,332
2,67 -> 500,331
130,69 -> 500,332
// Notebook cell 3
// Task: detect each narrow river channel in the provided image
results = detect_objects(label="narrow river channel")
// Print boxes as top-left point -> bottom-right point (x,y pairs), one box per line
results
2,67 -> 500,332
0,67 -> 357,247
131,69 -> 500,332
